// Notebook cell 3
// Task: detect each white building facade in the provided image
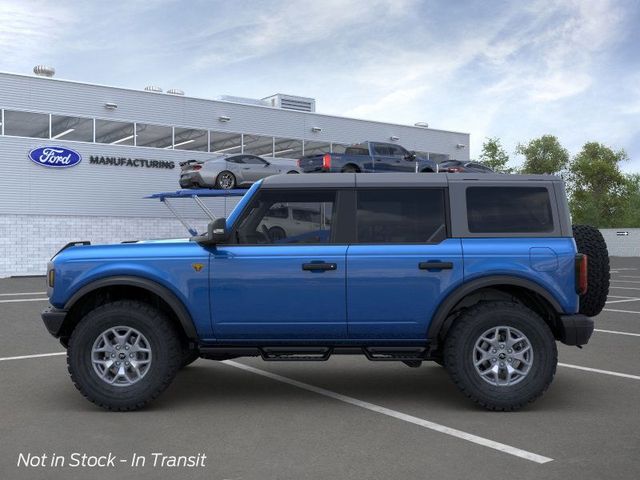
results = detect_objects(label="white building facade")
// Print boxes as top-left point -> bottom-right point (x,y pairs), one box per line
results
0,71 -> 470,277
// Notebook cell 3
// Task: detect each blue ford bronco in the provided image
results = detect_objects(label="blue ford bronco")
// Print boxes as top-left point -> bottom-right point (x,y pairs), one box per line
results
42,173 -> 609,411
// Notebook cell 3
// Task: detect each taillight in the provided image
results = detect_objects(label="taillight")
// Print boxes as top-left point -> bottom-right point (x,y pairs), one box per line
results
446,167 -> 463,173
297,158 -> 302,167
575,254 -> 588,295
322,153 -> 331,170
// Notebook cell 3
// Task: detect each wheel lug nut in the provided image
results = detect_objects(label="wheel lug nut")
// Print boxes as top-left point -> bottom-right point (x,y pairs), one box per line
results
499,344 -> 505,349
125,361 -> 130,366
507,349 -> 512,353
129,353 -> 134,358
491,349 -> 497,354
111,353 -> 115,358
507,358 -> 512,363
500,361 -> 505,366
125,345 -> 129,350
115,345 -> 120,350
116,361 -> 120,365
492,357 -> 497,362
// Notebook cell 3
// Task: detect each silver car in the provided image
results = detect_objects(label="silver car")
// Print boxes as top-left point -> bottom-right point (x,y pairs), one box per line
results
179,154 -> 300,189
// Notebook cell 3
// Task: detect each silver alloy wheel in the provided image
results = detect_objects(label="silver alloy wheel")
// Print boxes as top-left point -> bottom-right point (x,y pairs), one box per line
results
91,326 -> 152,387
217,172 -> 235,189
473,326 -> 533,386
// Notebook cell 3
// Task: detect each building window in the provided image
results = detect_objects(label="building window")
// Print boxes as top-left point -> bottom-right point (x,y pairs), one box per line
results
95,119 -> 135,145
356,189 -> 447,244
135,123 -> 172,148
303,140 -> 331,156
331,143 -> 349,154
243,134 -> 274,156
210,131 -> 243,154
3,110 -> 49,138
51,115 -> 93,142
273,137 -> 303,159
466,187 -> 554,233
173,127 -> 208,151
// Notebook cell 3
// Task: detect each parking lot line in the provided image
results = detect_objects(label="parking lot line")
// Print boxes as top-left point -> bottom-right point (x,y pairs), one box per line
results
610,280 -> 640,284
613,275 -> 640,279
0,297 -> 49,304
603,308 -> 640,314
608,286 -> 640,291
605,298 -> 640,304
594,328 -> 640,337
0,292 -> 47,296
558,363 -> 640,381
222,360 -> 553,464
0,352 -> 65,362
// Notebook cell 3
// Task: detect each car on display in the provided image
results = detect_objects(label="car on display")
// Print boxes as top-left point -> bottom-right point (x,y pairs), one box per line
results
179,154 -> 300,190
297,141 -> 438,173
42,173 -> 609,412
438,159 -> 494,173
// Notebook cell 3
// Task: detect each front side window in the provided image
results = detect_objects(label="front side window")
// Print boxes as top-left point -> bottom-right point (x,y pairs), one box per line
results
235,190 -> 335,244
356,189 -> 447,243
466,187 -> 554,233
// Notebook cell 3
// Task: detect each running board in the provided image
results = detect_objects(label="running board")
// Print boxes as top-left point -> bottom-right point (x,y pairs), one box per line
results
199,345 -> 431,362
260,347 -> 332,361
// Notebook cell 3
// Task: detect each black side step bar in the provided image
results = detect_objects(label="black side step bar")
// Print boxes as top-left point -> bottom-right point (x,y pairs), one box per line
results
260,347 -> 332,361
363,347 -> 428,361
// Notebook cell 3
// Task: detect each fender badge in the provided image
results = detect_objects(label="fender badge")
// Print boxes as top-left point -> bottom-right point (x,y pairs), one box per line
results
192,263 -> 204,272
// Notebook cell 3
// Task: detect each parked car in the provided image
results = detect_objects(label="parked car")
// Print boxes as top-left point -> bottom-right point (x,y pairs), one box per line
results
260,204 -> 332,242
179,154 -> 300,189
297,141 -> 438,173
438,160 -> 494,173
42,173 -> 609,411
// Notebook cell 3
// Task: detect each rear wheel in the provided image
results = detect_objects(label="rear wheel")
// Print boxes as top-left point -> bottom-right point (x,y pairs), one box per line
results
341,165 -> 358,173
215,171 -> 236,190
67,300 -> 182,411
287,170 -> 299,174
572,224 -> 609,316
268,226 -> 287,242
444,301 -> 557,411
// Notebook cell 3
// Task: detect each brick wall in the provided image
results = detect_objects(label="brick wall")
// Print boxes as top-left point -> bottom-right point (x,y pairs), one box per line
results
0,214 -> 211,277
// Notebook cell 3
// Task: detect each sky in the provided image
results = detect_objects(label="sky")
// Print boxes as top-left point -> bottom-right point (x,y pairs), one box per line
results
1,0 -> 639,170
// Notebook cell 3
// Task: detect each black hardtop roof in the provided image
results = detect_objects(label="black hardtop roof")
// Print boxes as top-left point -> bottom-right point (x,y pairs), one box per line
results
260,172 -> 562,189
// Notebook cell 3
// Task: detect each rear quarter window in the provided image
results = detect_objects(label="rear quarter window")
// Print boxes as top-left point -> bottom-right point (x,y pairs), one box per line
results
466,187 -> 554,233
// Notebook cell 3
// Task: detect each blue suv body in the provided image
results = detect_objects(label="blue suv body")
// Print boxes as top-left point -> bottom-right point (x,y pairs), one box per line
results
42,173 -> 606,411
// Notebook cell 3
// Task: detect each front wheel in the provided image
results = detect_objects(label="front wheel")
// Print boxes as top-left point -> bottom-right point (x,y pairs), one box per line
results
444,301 -> 557,411
67,300 -> 182,411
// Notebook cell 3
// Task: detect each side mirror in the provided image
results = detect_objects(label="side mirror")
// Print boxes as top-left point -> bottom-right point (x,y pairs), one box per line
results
404,151 -> 416,160
204,218 -> 229,245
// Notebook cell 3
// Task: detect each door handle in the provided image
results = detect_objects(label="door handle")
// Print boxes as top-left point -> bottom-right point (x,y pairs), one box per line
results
302,262 -> 337,271
419,261 -> 453,270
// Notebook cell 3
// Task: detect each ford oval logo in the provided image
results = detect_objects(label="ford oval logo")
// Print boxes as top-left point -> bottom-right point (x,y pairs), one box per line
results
28,146 -> 82,168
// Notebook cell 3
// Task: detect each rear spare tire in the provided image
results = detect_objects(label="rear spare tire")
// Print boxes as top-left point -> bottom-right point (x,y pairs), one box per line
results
572,224 -> 609,317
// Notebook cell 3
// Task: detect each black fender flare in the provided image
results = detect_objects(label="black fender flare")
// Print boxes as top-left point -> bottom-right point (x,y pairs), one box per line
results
64,276 -> 198,340
426,275 -> 563,344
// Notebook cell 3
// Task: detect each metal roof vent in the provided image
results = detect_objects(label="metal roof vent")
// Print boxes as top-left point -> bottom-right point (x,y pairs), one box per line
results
33,65 -> 55,77
262,94 -> 316,112
167,88 -> 185,96
144,85 -> 163,93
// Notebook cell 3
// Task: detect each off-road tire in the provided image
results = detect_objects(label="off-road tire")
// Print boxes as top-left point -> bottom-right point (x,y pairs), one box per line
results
572,224 -> 609,317
444,301 -> 557,411
67,300 -> 182,411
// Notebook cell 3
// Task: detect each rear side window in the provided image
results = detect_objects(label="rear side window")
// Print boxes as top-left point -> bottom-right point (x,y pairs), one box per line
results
466,187 -> 554,233
345,147 -> 369,156
356,189 -> 447,243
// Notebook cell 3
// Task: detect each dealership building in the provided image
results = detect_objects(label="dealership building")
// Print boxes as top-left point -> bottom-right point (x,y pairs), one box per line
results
0,68 -> 470,277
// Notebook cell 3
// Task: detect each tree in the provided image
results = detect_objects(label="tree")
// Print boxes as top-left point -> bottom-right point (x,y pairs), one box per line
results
516,135 -> 569,175
568,142 -> 630,227
478,137 -> 513,173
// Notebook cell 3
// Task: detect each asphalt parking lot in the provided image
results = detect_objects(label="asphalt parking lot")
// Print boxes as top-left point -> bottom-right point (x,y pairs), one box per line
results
1,258 -> 639,480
